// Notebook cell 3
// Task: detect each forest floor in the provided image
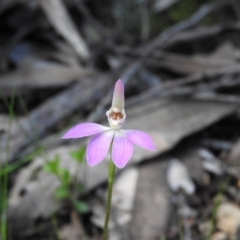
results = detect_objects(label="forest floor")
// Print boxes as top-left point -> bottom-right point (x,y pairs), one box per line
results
1,0 -> 240,239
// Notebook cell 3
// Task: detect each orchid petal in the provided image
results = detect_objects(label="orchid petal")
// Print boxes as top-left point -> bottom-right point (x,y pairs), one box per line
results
112,131 -> 133,168
62,123 -> 109,139
123,130 -> 156,151
112,79 -> 124,109
87,130 -> 114,166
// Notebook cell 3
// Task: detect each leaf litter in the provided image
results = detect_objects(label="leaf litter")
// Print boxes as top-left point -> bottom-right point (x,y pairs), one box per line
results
1,0 -> 240,239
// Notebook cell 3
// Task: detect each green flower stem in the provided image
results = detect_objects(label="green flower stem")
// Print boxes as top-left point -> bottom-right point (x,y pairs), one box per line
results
102,154 -> 116,240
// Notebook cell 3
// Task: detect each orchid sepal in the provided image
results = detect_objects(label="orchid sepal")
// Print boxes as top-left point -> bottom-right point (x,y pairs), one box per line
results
106,79 -> 126,129
62,79 -> 156,169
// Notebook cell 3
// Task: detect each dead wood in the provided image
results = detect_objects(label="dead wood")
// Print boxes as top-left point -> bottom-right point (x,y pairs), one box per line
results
0,64 -> 93,95
130,134 -> 217,239
2,0 -> 240,238
127,67 -> 240,108
89,0 -> 230,122
130,160 -> 171,240
18,67 -> 240,168
162,22 -> 240,50
95,0 -> 232,117
143,75 -> 240,101
129,132 -> 227,240
8,96 -> 238,233
144,0 -> 230,55
0,76 -> 111,163
193,93 -> 240,104
145,43 -> 240,74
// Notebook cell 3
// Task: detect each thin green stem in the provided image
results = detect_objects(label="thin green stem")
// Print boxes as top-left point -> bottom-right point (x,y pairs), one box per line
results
0,89 -> 15,240
51,214 -> 63,240
102,152 -> 116,240
206,176 -> 230,240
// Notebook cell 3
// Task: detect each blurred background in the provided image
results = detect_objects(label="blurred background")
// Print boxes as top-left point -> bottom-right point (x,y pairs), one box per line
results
1,0 -> 240,239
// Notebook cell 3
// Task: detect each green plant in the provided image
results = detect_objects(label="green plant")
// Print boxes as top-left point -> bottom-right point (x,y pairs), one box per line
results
206,176 -> 230,240
0,89 -> 64,240
0,89 -> 15,240
0,90 -> 89,239
43,148 -> 89,214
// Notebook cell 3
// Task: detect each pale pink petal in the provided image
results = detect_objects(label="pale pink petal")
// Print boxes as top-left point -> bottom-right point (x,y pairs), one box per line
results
87,130 -> 114,166
112,79 -> 124,109
123,130 -> 156,151
112,132 -> 133,168
62,123 -> 109,139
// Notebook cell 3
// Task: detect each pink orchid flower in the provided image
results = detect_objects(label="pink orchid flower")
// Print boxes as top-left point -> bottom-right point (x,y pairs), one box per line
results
62,79 -> 155,168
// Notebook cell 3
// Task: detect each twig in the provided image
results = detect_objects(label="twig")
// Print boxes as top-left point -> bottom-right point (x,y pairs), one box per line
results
0,77 -> 110,163
119,0 -> 231,56
162,22 -> 240,50
111,22 -> 240,56
193,92 -> 240,104
144,0 -> 230,54
126,67 -> 240,107
87,0 -> 229,122
132,73 -> 240,104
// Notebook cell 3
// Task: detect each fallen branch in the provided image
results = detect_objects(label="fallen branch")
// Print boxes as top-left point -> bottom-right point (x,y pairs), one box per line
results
87,0 -> 229,123
0,76 -> 111,163
163,22 -> 240,50
193,92 -> 240,104
144,0 -> 230,54
126,67 -> 240,107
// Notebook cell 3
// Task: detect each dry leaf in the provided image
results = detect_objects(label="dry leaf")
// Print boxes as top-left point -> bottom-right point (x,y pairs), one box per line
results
38,0 -> 89,60
8,98 -> 237,232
